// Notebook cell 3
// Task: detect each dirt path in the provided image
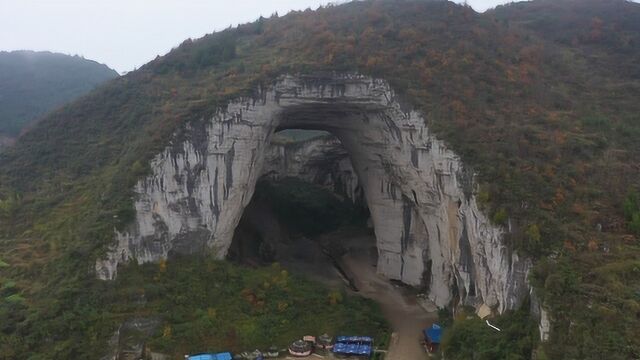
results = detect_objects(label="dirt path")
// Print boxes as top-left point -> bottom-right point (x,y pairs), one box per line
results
330,229 -> 437,360
280,228 -> 437,359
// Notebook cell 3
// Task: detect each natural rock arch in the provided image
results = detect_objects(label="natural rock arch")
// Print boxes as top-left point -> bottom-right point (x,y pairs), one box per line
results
96,74 -> 530,312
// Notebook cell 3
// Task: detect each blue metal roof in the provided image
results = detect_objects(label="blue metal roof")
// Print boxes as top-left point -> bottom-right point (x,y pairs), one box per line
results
423,324 -> 442,344
335,335 -> 373,344
332,342 -> 372,356
188,352 -> 233,360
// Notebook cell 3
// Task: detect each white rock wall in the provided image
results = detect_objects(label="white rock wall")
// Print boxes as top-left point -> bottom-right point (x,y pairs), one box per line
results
262,135 -> 362,203
96,74 -> 529,313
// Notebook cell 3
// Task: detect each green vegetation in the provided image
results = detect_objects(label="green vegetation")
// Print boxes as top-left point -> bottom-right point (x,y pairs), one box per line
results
0,257 -> 387,358
0,0 -> 639,358
0,50 -> 118,137
441,305 -> 538,360
273,129 -> 330,143
624,190 -> 640,236
120,258 -> 387,356
529,255 -> 640,360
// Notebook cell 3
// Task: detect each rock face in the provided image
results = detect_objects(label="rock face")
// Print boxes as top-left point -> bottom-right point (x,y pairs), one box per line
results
96,74 -> 530,312
100,317 -> 161,360
531,290 -> 551,342
262,134 -> 363,204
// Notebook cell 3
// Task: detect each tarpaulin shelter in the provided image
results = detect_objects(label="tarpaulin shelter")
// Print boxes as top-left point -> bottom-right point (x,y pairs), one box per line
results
187,352 -> 233,360
423,324 -> 442,353
332,335 -> 373,358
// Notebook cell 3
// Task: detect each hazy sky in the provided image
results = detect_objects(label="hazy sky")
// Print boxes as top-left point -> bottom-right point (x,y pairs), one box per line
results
0,0 -> 535,73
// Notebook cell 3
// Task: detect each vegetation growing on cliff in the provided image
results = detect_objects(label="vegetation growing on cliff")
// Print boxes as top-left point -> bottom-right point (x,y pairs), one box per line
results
0,0 -> 639,358
440,305 -> 538,360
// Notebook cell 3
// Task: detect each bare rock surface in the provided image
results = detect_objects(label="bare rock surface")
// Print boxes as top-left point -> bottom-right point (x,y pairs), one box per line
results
96,74 -> 530,313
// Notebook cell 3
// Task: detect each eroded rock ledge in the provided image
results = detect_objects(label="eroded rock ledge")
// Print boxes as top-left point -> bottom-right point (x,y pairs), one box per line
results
262,134 -> 363,204
96,74 -> 530,313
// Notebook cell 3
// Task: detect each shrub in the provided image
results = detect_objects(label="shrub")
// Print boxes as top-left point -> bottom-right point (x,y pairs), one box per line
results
441,304 -> 537,360
492,208 -> 509,226
624,190 -> 639,221
623,190 -> 640,235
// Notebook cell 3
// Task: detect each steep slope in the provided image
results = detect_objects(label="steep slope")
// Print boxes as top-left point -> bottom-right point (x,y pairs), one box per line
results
485,2 -> 640,359
0,1 -> 639,359
0,50 -> 118,141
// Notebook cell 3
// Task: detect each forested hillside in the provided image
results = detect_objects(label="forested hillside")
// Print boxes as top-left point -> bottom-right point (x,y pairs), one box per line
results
0,50 -> 118,140
0,1 -> 638,359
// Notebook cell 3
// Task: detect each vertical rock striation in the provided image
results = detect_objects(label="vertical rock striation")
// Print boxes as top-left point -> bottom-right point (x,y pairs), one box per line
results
262,134 -> 363,204
96,74 -> 530,313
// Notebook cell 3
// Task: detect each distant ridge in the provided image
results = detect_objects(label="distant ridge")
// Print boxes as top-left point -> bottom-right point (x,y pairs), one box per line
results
0,50 -> 118,144
0,1 -> 639,358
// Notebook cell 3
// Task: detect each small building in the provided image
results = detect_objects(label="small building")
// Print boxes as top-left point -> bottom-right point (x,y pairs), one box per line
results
303,335 -> 316,347
332,336 -> 373,358
423,324 -> 442,353
186,352 -> 233,360
317,333 -> 334,350
289,339 -> 312,357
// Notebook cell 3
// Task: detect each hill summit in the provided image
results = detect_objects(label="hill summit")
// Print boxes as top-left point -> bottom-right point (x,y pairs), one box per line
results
0,50 -> 118,143
0,1 -> 639,359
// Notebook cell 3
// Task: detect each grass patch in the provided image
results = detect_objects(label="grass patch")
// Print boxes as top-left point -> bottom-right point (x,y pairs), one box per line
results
441,305 -> 537,360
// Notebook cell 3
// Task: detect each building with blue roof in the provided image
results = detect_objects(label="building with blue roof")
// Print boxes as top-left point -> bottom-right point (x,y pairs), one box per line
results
187,352 -> 233,360
332,335 -> 373,358
335,336 -> 373,344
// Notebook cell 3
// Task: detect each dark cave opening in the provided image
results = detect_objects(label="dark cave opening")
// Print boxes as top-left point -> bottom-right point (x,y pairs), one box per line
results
227,130 -> 374,280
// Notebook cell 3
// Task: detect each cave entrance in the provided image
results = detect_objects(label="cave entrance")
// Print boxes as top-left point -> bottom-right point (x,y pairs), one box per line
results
100,76 -> 529,351
227,129 -> 377,287
228,127 -> 437,359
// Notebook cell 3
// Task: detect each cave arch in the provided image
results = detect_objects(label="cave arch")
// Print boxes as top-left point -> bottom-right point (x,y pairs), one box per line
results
228,130 -> 367,266
96,74 -> 530,312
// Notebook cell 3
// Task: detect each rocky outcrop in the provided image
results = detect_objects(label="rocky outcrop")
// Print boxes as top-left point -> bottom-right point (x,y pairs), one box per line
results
100,317 -> 161,360
531,290 -> 551,342
262,134 -> 363,204
96,74 -> 530,313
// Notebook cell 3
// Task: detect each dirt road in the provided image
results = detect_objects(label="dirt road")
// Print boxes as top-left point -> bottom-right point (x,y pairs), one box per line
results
332,229 -> 437,360
280,228 -> 437,359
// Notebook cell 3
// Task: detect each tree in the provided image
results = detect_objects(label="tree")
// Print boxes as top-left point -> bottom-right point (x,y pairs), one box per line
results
630,212 -> 640,236
623,190 -> 639,221
623,190 -> 640,236
525,224 -> 542,252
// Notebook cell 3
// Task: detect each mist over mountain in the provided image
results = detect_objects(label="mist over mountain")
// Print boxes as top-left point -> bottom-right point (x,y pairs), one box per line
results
0,50 -> 118,143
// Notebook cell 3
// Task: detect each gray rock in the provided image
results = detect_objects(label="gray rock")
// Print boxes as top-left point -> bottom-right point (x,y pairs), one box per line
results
96,74 -> 530,313
101,317 -> 161,360
262,134 -> 363,204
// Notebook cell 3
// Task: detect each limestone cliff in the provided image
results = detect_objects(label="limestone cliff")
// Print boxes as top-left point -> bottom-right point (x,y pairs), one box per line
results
96,74 -> 530,313
262,134 -> 362,204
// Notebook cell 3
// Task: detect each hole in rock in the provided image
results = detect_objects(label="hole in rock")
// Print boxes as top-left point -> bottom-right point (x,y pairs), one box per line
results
228,129 -> 375,288
227,124 -> 438,358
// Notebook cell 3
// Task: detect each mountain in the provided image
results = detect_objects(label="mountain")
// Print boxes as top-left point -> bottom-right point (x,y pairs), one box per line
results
0,1 -> 639,359
0,50 -> 118,143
